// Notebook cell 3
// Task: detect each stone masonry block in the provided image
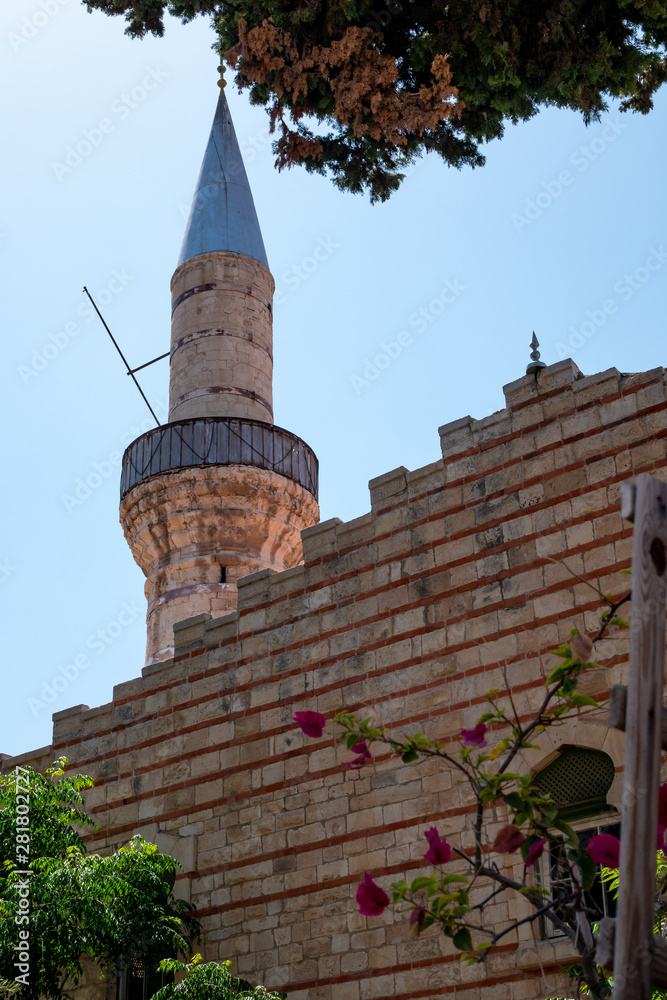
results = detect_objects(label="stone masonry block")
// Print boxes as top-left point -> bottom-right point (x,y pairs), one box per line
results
503,358 -> 581,409
301,517 -> 343,561
571,366 -> 621,406
368,467 -> 409,510
173,613 -> 212,652
438,415 -> 474,459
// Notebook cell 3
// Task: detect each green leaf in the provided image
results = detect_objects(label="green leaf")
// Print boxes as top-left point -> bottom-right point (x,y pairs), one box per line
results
503,792 -> 523,811
441,874 -> 468,886
553,818 -> 577,845
410,876 -> 437,894
579,851 -> 597,891
452,927 -> 473,952
401,748 -> 419,763
569,693 -> 599,708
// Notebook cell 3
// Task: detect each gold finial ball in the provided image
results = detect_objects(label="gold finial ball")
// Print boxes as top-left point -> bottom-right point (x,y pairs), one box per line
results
217,63 -> 227,88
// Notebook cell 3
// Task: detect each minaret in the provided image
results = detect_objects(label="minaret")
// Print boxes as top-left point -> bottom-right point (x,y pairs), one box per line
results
119,88 -> 319,664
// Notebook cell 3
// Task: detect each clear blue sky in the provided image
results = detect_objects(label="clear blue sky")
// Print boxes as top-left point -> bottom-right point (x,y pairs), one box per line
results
2,0 -> 666,758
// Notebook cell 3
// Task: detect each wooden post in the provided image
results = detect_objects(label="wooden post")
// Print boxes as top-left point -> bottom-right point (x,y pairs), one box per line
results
613,474 -> 667,999
608,684 -> 667,749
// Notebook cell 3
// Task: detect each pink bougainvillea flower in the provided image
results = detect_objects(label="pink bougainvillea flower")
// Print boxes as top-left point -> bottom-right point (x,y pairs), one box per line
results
461,723 -> 488,748
525,838 -> 546,868
356,873 -> 390,916
657,783 -> 667,851
409,905 -> 426,935
570,632 -> 594,662
347,739 -> 372,769
492,825 -> 526,855
424,827 -> 452,866
586,833 -> 621,869
659,782 -> 667,827
293,711 -> 327,738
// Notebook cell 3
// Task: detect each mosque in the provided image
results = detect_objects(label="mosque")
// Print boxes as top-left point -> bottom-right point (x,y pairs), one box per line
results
4,83 -> 667,1000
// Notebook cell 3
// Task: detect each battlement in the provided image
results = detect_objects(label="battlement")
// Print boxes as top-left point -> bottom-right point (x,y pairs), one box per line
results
4,359 -> 666,1000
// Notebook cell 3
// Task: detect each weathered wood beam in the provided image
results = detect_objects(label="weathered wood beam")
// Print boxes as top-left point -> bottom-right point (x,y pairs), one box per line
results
597,918 -> 667,990
613,473 -> 667,1000
608,684 -> 667,750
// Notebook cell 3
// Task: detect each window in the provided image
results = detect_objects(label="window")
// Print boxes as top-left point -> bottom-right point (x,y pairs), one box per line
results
543,821 -> 621,939
532,747 -> 619,940
532,747 -> 616,822
116,955 -> 172,1000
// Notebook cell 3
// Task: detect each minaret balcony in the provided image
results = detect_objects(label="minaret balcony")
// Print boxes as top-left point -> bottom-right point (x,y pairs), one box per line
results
120,416 -> 318,500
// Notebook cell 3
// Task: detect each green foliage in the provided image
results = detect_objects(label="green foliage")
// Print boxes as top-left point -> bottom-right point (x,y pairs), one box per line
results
0,762 -> 200,1000
153,955 -> 286,1000
82,0 -> 667,200
0,758 -> 93,864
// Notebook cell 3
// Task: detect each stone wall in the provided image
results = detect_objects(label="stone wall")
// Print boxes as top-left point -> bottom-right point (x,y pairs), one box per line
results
5,359 -> 667,1000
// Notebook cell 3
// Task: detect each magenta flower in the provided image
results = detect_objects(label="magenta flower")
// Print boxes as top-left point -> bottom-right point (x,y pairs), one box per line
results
424,827 -> 451,866
347,738 -> 372,769
461,723 -> 488,748
658,783 -> 667,851
356,873 -> 390,916
492,825 -> 525,854
293,711 -> 326,738
525,838 -> 546,868
586,834 -> 620,869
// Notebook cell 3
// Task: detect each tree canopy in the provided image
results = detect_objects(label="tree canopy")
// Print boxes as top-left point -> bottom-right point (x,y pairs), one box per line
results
83,0 -> 667,200
154,954 -> 286,1000
0,760 -> 199,1000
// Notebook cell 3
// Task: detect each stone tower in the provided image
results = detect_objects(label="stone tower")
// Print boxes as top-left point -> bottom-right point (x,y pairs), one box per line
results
119,90 -> 320,665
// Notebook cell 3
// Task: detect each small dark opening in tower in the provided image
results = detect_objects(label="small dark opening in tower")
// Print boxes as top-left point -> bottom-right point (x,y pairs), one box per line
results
220,565 -> 227,584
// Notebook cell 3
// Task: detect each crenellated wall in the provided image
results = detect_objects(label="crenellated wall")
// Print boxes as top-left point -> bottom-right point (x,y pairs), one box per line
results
5,359 -> 667,1000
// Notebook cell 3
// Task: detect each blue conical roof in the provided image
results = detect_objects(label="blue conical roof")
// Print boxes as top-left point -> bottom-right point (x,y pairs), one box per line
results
178,89 -> 269,269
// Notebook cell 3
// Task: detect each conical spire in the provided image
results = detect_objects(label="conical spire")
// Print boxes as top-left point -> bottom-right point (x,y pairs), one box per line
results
178,89 -> 269,269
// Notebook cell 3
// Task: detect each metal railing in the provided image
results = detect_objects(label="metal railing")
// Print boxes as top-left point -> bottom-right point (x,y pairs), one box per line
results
120,417 -> 318,500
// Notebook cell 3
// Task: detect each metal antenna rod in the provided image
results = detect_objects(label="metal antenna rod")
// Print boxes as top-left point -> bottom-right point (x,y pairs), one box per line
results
83,286 -> 161,427
128,351 -> 170,375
